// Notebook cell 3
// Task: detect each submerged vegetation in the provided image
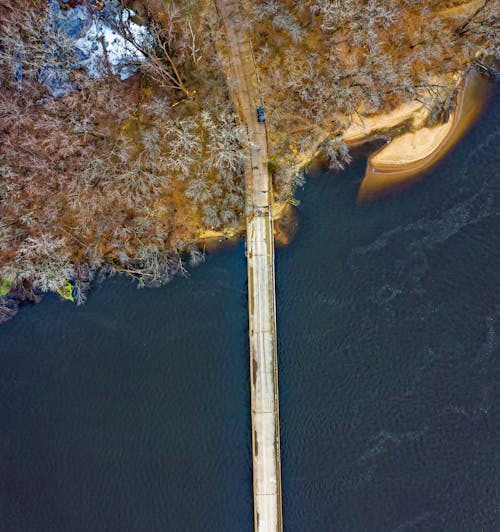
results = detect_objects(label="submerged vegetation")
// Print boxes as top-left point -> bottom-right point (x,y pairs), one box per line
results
0,0 -> 498,321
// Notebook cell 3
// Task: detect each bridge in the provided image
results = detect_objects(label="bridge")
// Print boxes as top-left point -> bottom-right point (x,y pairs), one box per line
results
215,1 -> 283,530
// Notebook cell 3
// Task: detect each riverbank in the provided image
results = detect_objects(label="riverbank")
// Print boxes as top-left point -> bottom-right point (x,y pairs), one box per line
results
198,68 -> 492,246
287,66 -> 494,206
197,201 -> 293,245
358,69 -> 492,201
1,0 -> 497,320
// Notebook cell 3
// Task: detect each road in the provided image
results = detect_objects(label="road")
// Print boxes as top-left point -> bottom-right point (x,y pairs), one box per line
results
214,1 -> 283,531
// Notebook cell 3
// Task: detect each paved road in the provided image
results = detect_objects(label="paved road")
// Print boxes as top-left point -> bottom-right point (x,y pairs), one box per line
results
215,2 -> 283,531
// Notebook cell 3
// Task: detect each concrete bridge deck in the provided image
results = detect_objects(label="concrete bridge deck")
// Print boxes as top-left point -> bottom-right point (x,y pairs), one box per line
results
215,1 -> 283,531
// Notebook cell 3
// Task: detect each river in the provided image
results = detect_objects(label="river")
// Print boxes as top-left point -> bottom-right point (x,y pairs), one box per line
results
1,85 -> 498,531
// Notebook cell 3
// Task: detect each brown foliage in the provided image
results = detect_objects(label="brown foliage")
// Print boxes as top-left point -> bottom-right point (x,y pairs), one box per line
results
0,0 -> 497,319
0,0 -> 244,313
248,0 -> 498,187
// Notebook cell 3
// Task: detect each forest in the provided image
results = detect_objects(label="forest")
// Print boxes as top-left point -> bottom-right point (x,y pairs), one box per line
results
0,0 -> 498,320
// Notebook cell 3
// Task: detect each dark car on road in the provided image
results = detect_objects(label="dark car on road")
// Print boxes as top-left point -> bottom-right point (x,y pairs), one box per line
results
257,106 -> 265,123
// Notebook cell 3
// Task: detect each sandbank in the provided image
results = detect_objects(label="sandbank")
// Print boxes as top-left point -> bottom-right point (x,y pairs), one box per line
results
357,69 -> 490,201
342,101 -> 426,143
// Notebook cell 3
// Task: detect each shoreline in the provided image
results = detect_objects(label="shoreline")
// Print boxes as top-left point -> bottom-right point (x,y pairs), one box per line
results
358,69 -> 491,201
196,200 -> 293,248
195,68 -> 493,249
0,70 -> 493,318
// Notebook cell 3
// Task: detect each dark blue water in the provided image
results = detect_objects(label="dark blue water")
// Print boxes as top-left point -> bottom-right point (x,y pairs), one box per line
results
0,250 -> 253,531
1,88 -> 499,531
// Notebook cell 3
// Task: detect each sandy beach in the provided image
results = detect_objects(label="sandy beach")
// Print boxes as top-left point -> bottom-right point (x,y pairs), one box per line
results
357,69 -> 490,201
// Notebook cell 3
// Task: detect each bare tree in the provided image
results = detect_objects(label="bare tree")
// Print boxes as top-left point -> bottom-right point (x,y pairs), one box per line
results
104,1 -> 193,97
